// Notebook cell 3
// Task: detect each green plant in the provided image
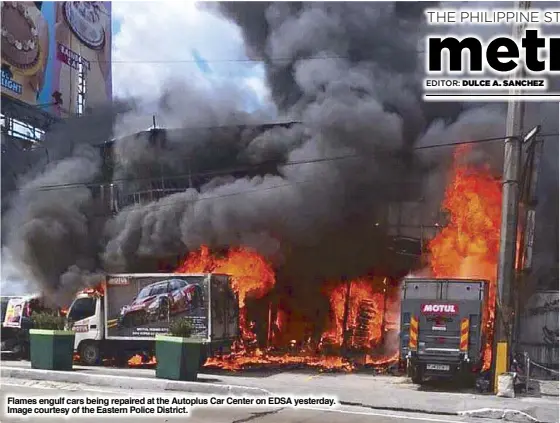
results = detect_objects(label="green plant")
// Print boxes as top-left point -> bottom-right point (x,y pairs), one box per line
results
31,312 -> 66,331
168,317 -> 194,338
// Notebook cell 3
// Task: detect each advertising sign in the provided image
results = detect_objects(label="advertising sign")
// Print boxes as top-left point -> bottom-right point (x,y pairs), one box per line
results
2,297 -> 26,329
105,274 -> 210,340
1,2 -> 112,114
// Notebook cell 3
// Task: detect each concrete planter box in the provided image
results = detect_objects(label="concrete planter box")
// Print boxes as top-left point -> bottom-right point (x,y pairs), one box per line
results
155,335 -> 204,381
29,329 -> 75,371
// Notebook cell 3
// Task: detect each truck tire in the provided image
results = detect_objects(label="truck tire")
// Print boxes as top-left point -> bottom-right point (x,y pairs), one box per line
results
458,365 -> 476,388
411,367 -> 423,384
407,362 -> 423,384
79,341 -> 101,366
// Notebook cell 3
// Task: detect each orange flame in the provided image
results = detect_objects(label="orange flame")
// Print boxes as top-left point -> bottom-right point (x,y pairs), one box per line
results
322,278 -> 385,349
428,145 -> 502,370
173,247 -> 399,372
176,245 -> 275,341
128,354 -> 156,367
176,246 -> 275,309
76,284 -> 105,297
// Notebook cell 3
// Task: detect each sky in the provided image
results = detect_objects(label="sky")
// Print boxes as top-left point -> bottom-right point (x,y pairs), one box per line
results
110,2 -> 271,113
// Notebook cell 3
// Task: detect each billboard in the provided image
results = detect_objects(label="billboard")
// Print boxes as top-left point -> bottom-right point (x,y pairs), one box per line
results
1,1 -> 112,115
2,297 -> 26,329
105,274 -> 210,340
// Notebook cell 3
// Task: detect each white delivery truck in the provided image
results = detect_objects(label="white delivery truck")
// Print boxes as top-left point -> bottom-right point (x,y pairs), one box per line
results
65,273 -> 239,366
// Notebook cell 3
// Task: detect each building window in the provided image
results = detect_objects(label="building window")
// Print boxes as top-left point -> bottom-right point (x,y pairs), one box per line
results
0,114 -> 44,144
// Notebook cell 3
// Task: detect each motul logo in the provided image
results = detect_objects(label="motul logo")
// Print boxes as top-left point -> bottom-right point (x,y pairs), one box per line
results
421,304 -> 458,314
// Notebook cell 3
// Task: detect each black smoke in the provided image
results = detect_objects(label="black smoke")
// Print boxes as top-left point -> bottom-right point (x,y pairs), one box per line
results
101,2 -> 506,287
11,2 -> 556,309
1,106 -> 123,305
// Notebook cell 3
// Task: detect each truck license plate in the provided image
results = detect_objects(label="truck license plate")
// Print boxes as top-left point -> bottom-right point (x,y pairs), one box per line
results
426,364 -> 450,371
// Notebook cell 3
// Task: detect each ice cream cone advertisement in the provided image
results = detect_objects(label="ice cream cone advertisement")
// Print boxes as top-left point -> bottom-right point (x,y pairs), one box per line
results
1,2 -> 112,115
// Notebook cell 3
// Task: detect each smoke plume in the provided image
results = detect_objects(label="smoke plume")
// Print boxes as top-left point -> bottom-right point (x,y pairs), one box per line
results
1,107 -> 120,306
102,2 -> 504,286
3,1 -> 557,308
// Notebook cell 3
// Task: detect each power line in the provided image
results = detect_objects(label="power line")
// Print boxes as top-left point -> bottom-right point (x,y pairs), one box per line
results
97,163 -> 412,218
97,143 -> 560,218
72,49 -> 428,65
82,55 -> 371,65
18,133 -> 558,193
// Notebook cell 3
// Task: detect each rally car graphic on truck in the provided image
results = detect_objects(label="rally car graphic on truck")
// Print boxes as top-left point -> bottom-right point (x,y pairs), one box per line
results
117,278 -> 203,328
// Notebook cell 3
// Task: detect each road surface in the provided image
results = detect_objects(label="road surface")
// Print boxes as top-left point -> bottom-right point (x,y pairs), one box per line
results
1,380 -> 504,423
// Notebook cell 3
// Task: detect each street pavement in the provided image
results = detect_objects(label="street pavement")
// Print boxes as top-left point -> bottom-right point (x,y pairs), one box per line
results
1,380 -> 506,423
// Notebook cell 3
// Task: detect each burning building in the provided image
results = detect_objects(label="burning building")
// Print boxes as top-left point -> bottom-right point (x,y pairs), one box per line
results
2,2 -> 557,371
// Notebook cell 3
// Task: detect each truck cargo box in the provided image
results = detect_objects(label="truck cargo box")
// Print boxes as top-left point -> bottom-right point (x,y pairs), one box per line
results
399,278 -> 489,384
104,273 -> 239,343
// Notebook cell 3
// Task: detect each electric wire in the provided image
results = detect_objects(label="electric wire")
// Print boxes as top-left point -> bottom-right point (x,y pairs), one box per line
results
19,133 -> 558,193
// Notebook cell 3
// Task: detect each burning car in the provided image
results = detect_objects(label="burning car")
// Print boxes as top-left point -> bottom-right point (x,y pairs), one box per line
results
117,279 -> 203,328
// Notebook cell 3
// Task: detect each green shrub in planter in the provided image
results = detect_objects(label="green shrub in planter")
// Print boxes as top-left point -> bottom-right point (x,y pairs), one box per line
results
29,312 -> 74,371
156,318 -> 205,381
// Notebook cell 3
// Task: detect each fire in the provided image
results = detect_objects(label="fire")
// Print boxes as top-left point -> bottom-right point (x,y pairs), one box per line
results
428,145 -> 502,370
128,354 -> 156,366
204,348 -> 356,372
176,245 -> 275,308
75,285 -> 105,297
174,245 -> 399,372
176,245 -> 276,340
322,278 -> 385,349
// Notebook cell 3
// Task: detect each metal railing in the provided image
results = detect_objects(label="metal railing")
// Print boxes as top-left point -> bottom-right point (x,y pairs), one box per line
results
522,352 -> 559,394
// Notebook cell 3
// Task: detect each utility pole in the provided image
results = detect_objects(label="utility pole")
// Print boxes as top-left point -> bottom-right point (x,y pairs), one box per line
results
493,0 -> 531,393
513,126 -> 543,348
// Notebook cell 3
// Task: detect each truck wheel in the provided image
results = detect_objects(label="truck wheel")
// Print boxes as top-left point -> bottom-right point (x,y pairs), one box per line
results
79,341 -> 101,366
411,365 -> 423,384
458,367 -> 476,388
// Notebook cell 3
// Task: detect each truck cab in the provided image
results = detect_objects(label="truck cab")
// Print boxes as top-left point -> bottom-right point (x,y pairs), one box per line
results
399,278 -> 489,385
66,289 -> 104,365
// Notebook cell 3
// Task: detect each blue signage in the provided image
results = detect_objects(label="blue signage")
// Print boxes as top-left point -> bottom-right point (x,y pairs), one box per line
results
1,69 -> 23,95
